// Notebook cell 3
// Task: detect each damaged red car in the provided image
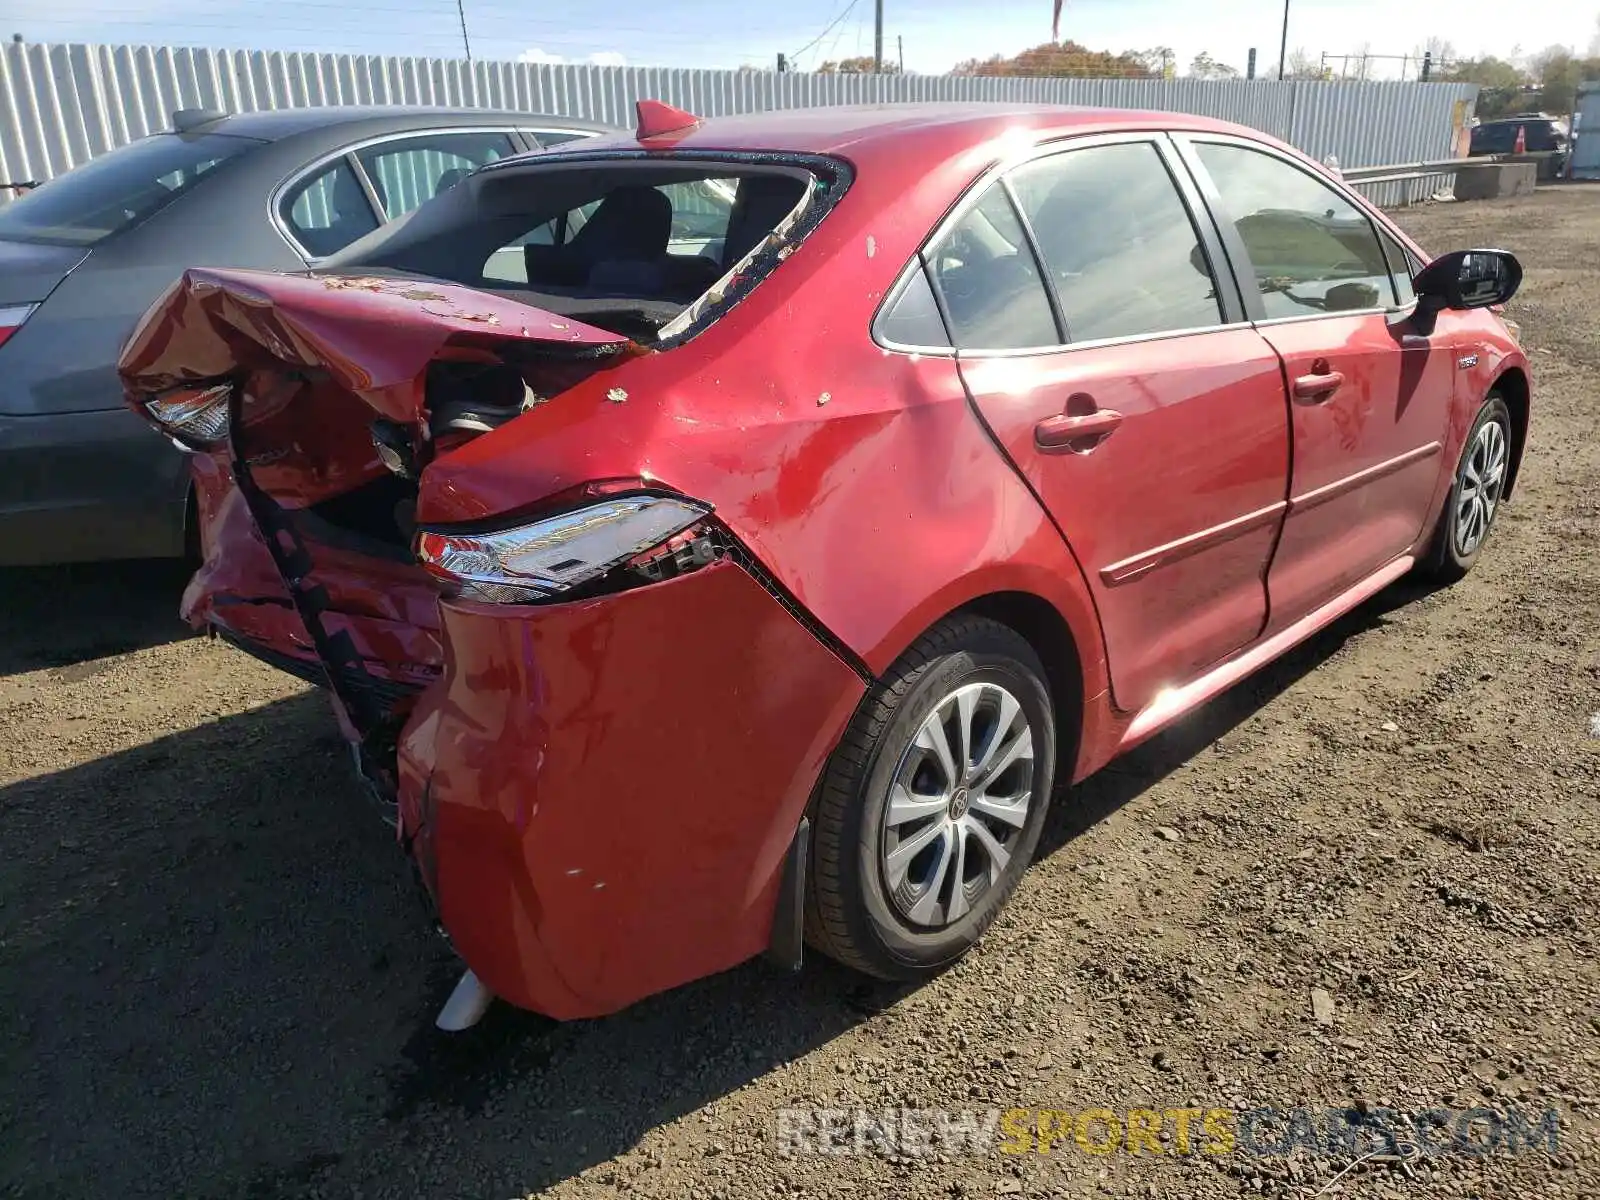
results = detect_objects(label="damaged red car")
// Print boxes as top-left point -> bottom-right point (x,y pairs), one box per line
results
119,101 -> 1529,1025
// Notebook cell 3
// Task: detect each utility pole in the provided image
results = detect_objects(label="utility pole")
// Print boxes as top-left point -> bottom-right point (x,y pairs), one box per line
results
898,35 -> 904,73
456,0 -> 472,62
1277,0 -> 1289,80
874,0 -> 884,72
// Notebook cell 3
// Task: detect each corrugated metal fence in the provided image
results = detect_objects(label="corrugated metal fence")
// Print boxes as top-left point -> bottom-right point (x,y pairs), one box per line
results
1,40 -> 1477,207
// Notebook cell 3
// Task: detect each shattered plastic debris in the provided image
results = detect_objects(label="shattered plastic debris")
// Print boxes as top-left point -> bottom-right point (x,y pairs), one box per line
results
1589,712 -> 1600,738
320,276 -> 388,292
817,391 -> 831,406
319,276 -> 446,303
419,305 -> 500,324
866,235 -> 877,258
607,388 -> 629,404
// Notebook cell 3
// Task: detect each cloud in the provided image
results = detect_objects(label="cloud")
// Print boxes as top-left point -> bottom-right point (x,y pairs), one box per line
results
516,48 -> 627,67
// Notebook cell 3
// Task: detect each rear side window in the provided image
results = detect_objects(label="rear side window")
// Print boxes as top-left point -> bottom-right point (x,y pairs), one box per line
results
1195,142 -> 1395,318
279,159 -> 380,259
0,133 -> 255,247
927,187 -> 1059,350
876,264 -> 951,348
1009,142 -> 1222,343
355,131 -> 517,220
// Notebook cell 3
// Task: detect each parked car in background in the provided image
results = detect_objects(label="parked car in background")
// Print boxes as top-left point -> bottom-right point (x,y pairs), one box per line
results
0,106 -> 608,566
1469,114 -> 1571,177
121,101 -> 1529,1026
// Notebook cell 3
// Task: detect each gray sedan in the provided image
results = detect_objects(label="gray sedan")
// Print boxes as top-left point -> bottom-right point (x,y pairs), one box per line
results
0,105 -> 608,565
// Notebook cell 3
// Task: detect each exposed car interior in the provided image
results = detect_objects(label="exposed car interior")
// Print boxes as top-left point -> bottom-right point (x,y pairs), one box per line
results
331,160 -> 816,342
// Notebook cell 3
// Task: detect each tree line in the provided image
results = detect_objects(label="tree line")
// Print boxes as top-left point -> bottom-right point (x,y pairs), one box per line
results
801,25 -> 1598,121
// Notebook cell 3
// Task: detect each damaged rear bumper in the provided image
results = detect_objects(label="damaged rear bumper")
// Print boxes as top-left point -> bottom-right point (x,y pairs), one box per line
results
397,556 -> 865,1020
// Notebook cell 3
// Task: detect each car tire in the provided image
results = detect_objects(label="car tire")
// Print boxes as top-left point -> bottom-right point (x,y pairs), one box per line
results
805,614 -> 1056,981
1418,393 -> 1513,585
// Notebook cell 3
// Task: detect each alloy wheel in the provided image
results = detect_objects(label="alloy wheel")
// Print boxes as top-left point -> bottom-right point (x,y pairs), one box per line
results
880,681 -> 1036,929
1455,416 -> 1509,557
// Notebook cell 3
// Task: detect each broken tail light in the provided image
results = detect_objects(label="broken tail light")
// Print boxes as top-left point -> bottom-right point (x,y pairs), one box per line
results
416,492 -> 713,604
0,303 -> 37,349
143,382 -> 232,450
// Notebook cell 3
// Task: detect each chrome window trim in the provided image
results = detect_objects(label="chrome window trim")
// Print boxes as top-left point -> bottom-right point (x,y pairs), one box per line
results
519,127 -> 606,148
949,319 -> 1252,360
1252,308 -> 1391,328
267,124 -> 527,263
873,128 -> 1254,359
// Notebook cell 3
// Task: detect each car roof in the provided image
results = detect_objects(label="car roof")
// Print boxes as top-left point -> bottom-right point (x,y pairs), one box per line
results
524,102 -> 1286,172
186,105 -> 609,141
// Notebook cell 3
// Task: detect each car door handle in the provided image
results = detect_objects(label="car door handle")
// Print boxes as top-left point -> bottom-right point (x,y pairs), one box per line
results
1292,370 -> 1345,402
1035,408 -> 1124,452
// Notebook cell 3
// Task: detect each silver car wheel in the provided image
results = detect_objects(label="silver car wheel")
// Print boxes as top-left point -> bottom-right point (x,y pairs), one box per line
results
880,681 -> 1035,929
1455,416 -> 1509,558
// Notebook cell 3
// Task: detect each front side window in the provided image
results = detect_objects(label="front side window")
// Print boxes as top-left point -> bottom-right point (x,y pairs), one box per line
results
1009,142 -> 1222,343
926,186 -> 1059,350
0,132 -> 256,246
659,179 -> 737,256
355,132 -> 517,220
1377,227 -> 1418,307
1195,142 -> 1395,318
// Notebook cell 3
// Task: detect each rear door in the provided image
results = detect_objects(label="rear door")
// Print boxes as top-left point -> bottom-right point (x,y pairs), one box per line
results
945,135 -> 1292,714
1179,136 -> 1456,624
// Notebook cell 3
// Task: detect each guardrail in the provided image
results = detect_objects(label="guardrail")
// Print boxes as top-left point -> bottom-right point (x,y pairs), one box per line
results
1341,152 -> 1558,187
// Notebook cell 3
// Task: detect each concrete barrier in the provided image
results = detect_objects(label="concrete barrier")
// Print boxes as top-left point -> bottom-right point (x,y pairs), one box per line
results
1454,161 -> 1538,201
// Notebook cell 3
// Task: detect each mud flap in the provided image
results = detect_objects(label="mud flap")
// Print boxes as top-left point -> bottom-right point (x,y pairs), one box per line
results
764,816 -> 809,973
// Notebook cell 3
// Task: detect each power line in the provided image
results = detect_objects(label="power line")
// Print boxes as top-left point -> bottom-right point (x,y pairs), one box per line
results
14,4 -> 806,40
455,0 -> 472,61
790,0 -> 864,65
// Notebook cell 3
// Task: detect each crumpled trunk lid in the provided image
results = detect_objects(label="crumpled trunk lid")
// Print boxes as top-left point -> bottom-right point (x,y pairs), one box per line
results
121,268 -> 630,508
118,268 -> 636,794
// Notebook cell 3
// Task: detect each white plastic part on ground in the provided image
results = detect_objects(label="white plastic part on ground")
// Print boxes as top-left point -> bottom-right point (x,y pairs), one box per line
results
435,969 -> 495,1031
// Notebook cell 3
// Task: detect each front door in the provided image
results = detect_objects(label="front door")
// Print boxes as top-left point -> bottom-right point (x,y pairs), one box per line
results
1183,138 -> 1458,624
936,137 -> 1292,714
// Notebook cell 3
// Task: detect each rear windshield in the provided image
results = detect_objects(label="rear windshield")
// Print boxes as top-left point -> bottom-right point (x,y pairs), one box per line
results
329,156 -> 835,344
0,132 -> 258,247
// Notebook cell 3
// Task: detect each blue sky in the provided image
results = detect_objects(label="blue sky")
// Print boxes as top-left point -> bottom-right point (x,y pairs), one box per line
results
9,0 -> 1591,76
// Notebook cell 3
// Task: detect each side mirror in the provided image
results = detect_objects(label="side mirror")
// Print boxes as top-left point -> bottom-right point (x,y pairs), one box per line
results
1414,248 -> 1523,312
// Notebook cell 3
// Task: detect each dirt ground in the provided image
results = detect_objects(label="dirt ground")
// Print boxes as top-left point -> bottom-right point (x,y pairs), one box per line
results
2,189 -> 1598,1200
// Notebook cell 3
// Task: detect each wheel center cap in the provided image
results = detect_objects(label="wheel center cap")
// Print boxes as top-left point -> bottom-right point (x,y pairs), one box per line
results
948,787 -> 970,821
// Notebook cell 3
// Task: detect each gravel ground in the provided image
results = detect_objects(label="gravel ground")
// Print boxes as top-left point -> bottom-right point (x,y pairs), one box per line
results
2,189 -> 1598,1200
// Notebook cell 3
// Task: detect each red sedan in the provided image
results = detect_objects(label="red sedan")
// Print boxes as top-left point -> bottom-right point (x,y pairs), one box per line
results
120,101 -> 1529,1025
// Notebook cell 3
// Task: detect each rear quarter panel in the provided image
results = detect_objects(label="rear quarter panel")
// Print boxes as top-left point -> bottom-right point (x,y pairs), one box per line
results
415,141 -> 1115,775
